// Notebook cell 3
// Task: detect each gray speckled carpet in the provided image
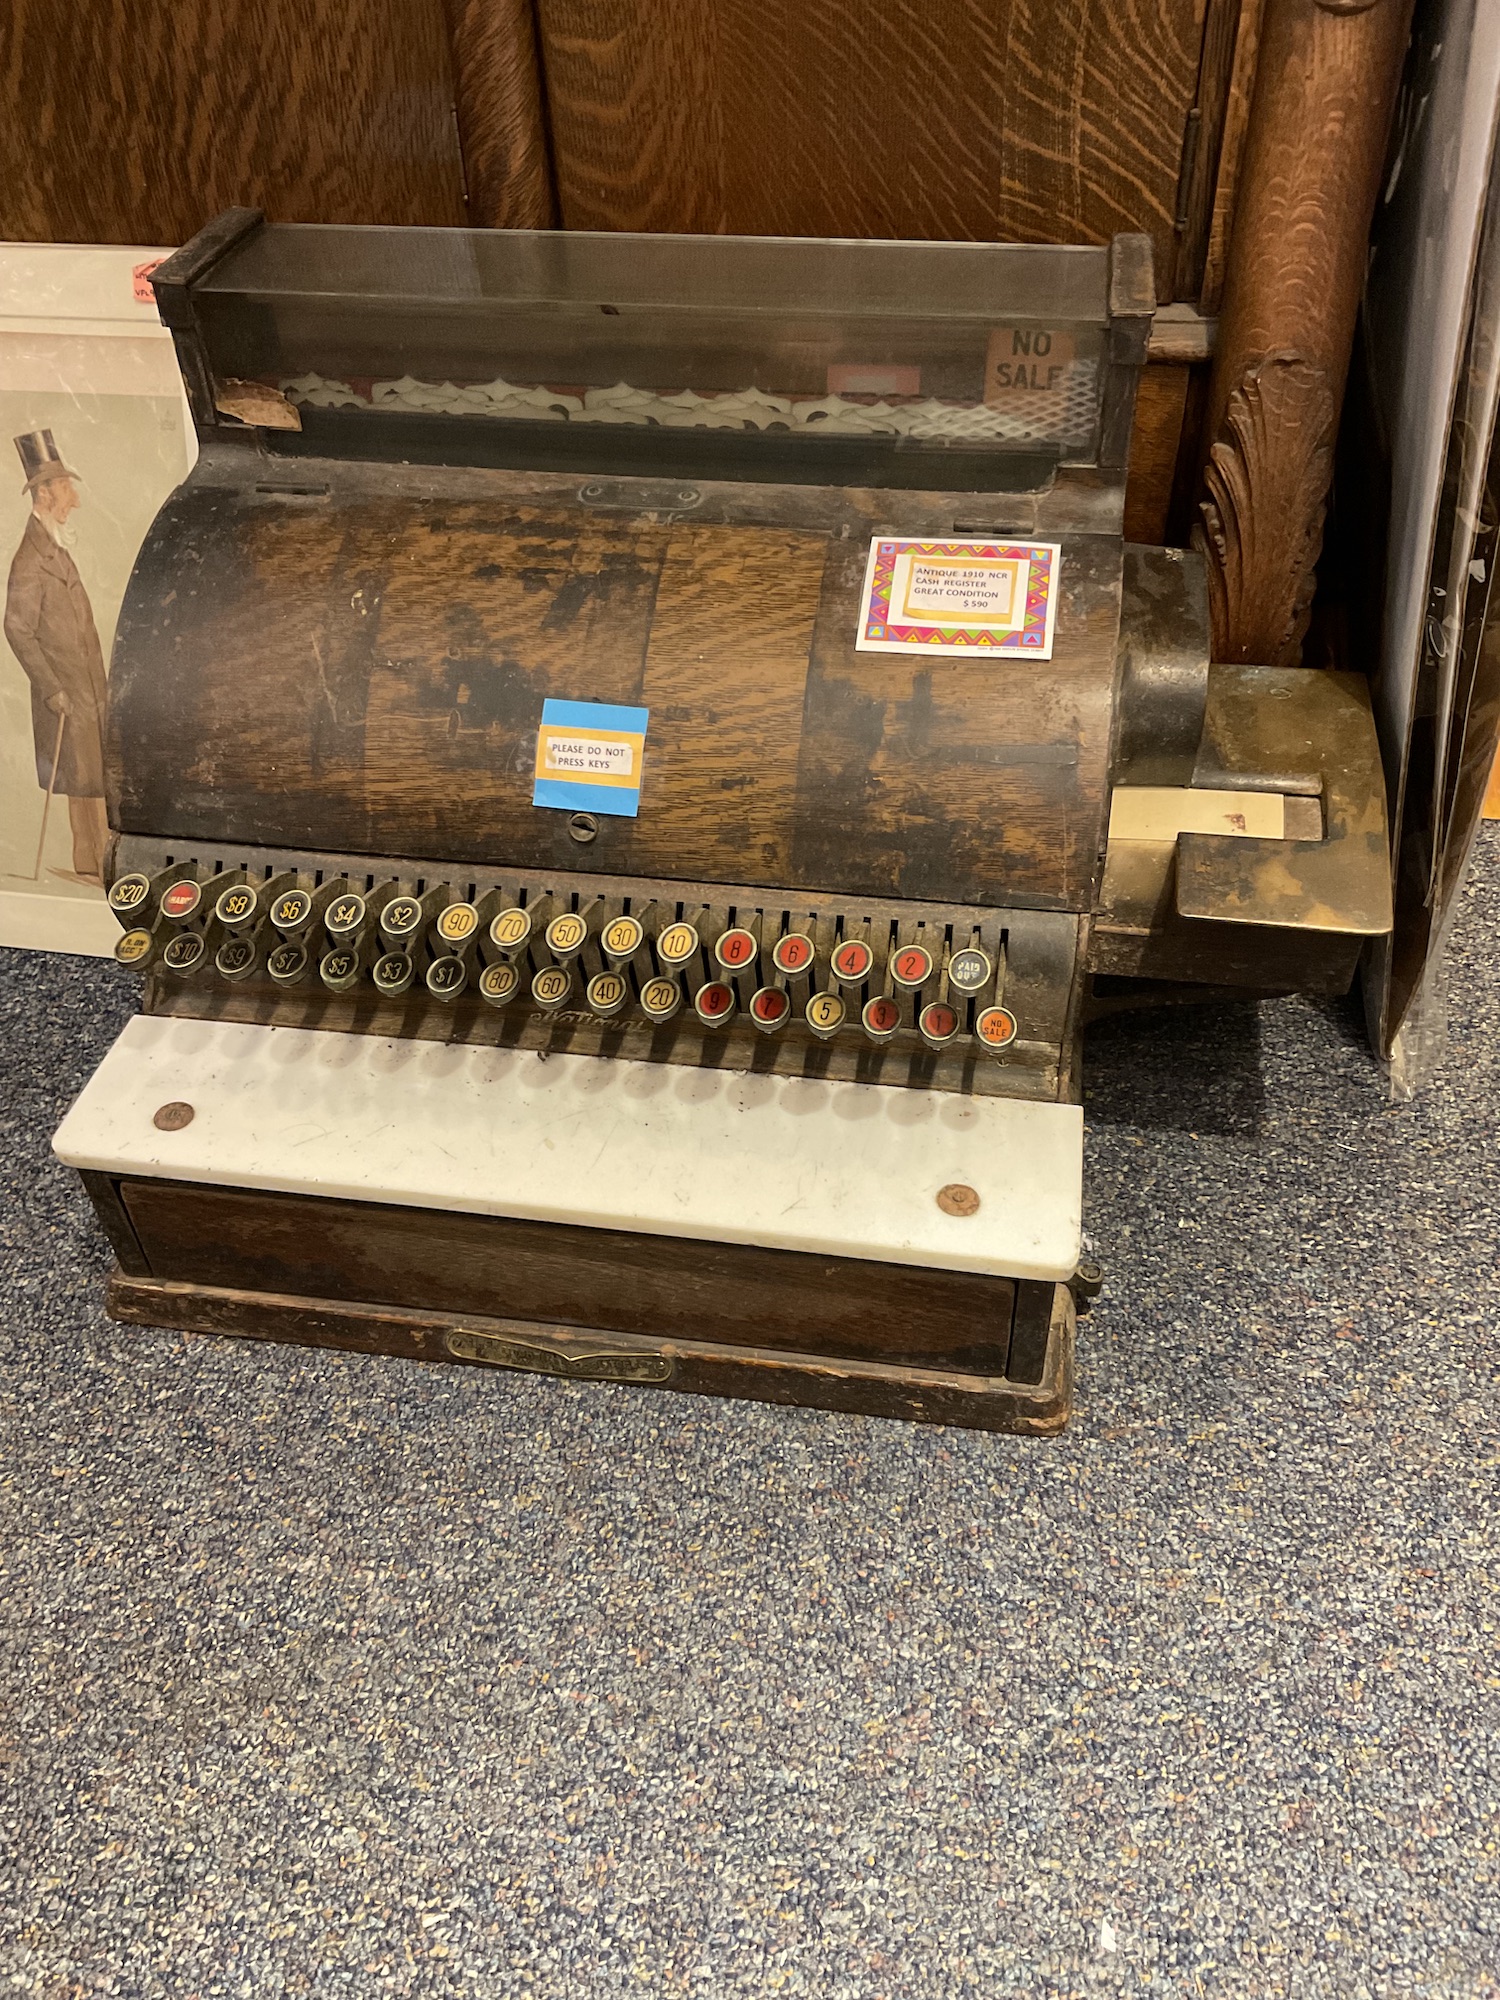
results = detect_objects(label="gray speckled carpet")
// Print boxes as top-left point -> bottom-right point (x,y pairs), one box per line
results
2,837 -> 1497,2000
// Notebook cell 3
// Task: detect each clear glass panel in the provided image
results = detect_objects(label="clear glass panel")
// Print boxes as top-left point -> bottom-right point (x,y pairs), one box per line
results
196,227 -> 1111,460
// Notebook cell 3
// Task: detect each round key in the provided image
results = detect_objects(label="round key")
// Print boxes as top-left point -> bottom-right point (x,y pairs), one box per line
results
372,951 -> 415,997
320,946 -> 362,992
890,943 -> 933,990
714,927 -> 757,972
435,901 -> 479,948
918,1000 -> 962,1047
830,938 -> 873,985
861,993 -> 902,1041
587,970 -> 630,1018
946,946 -> 992,996
748,986 -> 790,1033
426,954 -> 468,1002
545,911 -> 588,960
771,932 -> 815,977
161,931 -> 205,974
160,878 -> 202,923
488,905 -> 532,954
656,920 -> 700,968
531,964 -> 572,1010
107,873 -> 151,919
639,975 -> 681,1023
214,882 -> 258,929
380,895 -> 424,943
270,887 -> 313,934
601,914 -> 643,962
325,891 -> 366,940
215,935 -> 258,982
975,1004 -> 1018,1053
478,961 -> 521,1009
266,943 -> 310,987
805,990 -> 845,1039
113,927 -> 154,968
693,980 -> 736,1027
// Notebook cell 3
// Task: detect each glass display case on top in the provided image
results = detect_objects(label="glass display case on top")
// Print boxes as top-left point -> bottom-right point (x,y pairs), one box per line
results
154,214 -> 1151,495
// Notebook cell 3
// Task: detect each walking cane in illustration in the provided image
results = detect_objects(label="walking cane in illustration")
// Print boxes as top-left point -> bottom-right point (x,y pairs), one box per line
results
4,430 -> 110,886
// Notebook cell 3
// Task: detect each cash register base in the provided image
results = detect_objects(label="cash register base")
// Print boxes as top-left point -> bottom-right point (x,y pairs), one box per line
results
99,1261 -> 1074,1437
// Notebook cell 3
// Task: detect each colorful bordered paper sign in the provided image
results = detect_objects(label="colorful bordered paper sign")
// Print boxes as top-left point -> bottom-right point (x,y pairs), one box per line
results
855,536 -> 1062,660
533,699 -> 649,817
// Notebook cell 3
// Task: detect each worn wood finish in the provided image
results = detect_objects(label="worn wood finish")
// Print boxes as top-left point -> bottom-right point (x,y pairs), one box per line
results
103,1271 -> 1074,1433
118,1177 -> 1020,1371
1192,0 -> 1416,664
78,1170 -> 150,1278
109,461 -> 1124,913
442,0 -> 558,227
1170,0 -> 1255,302
533,0 -> 1202,303
1124,365 -> 1192,545
1200,0 -> 1266,315
0,0 -> 467,242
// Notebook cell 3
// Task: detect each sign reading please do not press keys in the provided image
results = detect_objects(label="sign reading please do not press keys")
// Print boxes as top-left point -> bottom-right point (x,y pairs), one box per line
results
533,699 -> 649,817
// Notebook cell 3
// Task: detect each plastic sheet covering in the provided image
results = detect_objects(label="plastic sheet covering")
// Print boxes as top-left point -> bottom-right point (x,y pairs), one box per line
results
1362,0 -> 1500,1093
0,246 -> 194,958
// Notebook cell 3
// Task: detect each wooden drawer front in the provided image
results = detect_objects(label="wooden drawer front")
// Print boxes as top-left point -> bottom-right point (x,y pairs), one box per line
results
120,1179 -> 1017,1372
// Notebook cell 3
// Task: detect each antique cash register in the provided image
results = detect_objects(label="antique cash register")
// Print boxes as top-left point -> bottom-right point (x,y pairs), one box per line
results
52,211 -> 1391,1431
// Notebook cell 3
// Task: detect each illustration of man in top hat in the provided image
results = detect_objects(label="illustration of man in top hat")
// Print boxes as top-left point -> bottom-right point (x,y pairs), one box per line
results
4,430 -> 110,885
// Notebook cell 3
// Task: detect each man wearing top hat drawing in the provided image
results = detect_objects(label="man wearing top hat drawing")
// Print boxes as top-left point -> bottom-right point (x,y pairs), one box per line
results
4,430 -> 110,885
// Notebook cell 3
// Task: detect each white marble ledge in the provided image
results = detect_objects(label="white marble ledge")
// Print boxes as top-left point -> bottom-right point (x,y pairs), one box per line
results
54,1016 -> 1083,1281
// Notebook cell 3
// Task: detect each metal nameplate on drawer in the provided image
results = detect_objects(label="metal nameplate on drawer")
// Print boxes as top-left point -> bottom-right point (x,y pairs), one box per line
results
446,1328 -> 675,1383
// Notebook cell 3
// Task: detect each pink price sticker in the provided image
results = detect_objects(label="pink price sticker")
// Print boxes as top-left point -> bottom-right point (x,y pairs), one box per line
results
132,258 -> 166,305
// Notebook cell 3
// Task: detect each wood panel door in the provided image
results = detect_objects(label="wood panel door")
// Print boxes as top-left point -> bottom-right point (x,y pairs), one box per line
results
533,0 -> 1206,300
0,0 -> 468,242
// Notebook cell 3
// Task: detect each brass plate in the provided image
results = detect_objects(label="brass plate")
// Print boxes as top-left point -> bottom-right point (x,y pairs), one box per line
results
445,1328 -> 675,1383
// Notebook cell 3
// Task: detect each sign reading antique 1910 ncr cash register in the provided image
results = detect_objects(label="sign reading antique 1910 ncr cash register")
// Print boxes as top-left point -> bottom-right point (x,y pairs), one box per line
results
856,536 -> 1061,658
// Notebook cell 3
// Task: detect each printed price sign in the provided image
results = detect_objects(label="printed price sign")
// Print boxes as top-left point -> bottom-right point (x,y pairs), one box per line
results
856,536 -> 1061,660
533,699 -> 649,817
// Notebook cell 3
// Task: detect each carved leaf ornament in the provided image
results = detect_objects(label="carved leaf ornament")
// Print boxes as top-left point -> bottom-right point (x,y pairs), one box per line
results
1192,352 -> 1336,667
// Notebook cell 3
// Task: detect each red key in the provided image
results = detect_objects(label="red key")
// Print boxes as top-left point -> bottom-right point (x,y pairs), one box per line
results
861,994 -> 902,1040
771,933 -> 815,976
831,938 -> 873,984
160,879 -> 202,921
694,980 -> 737,1026
919,1001 -> 961,1046
714,927 -> 758,970
749,986 -> 790,1031
891,944 -> 933,989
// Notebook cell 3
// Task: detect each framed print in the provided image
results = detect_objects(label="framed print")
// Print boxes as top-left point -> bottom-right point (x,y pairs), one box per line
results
0,245 -> 195,957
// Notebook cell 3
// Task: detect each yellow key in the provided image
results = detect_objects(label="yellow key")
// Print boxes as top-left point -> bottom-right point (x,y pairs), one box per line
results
489,906 -> 533,953
545,911 -> 588,959
601,914 -> 644,962
436,902 -> 479,946
805,990 -> 845,1040
656,921 -> 700,967
587,970 -> 631,1018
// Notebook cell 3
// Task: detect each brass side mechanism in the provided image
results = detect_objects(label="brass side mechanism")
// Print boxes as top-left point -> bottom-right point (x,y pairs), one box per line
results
1178,666 -> 1392,936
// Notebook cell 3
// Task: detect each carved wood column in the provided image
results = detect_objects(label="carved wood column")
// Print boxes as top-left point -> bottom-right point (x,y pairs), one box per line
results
442,0 -> 558,227
1193,0 -> 1414,665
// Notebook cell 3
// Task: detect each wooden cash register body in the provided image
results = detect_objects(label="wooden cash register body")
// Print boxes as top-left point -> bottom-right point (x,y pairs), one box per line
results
56,214 -> 1391,1430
